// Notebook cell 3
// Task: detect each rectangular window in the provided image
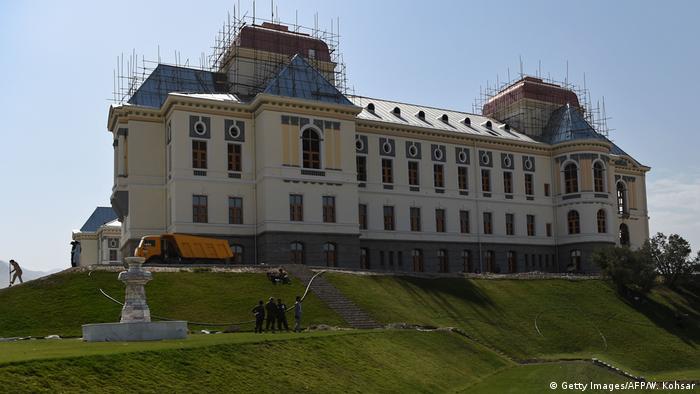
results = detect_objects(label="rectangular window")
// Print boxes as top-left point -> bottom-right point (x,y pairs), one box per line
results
383,206 -> 395,230
408,161 -> 419,186
481,169 -> 491,192
228,197 -> 243,224
459,210 -> 470,233
525,173 -> 534,196
483,212 -> 493,234
357,156 -> 367,182
192,140 -> 207,169
458,166 -> 468,190
227,143 -> 242,172
503,171 -> 513,194
434,164 -> 444,188
544,183 -> 551,197
109,249 -> 117,261
435,209 -> 446,232
527,214 -> 536,236
410,207 -> 421,231
546,223 -> 552,237
379,251 -> 385,268
397,251 -> 403,267
359,204 -> 368,230
505,213 -> 514,235
322,196 -> 336,223
382,159 -> 393,184
289,194 -> 303,221
192,195 -> 208,223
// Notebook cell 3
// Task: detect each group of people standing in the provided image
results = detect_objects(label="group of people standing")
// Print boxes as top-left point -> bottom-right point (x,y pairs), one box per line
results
252,296 -> 303,333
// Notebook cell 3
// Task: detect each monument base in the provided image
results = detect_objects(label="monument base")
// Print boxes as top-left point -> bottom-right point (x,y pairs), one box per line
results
82,321 -> 188,342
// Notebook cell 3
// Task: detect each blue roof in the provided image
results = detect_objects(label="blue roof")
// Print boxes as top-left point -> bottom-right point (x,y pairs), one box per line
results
541,104 -> 607,145
128,64 -> 229,108
263,54 -> 353,106
80,207 -> 118,232
541,105 -> 636,160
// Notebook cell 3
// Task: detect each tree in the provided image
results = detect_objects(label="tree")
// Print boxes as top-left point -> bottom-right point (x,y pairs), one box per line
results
643,233 -> 698,288
593,246 -> 656,294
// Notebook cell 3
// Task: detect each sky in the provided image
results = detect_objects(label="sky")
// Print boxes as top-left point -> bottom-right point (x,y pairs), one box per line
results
0,0 -> 699,272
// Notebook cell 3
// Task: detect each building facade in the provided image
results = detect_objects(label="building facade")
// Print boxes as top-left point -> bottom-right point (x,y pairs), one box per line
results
107,22 -> 649,273
72,207 -> 122,266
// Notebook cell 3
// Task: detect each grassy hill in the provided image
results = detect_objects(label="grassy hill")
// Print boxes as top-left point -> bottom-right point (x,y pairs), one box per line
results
0,269 -> 697,391
325,274 -> 700,380
0,269 -> 344,337
0,331 -> 510,394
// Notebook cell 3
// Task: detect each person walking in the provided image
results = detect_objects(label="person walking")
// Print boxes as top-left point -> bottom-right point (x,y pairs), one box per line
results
265,297 -> 277,333
294,295 -> 303,333
277,298 -> 289,332
9,260 -> 23,287
252,300 -> 265,333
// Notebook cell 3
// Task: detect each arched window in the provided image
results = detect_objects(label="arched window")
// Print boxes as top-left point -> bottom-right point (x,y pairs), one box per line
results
231,244 -> 244,264
323,243 -> 337,267
619,224 -> 630,246
564,163 -> 579,194
593,162 -> 605,192
360,248 -> 370,269
301,128 -> 321,169
461,250 -> 472,273
617,182 -> 627,214
569,249 -> 581,272
597,210 -> 607,233
507,251 -> 517,273
567,210 -> 580,234
485,250 -> 496,273
437,249 -> 448,273
412,249 -> 424,272
290,242 -> 304,264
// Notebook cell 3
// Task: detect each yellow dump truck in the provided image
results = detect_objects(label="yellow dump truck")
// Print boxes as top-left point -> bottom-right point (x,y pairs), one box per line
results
135,234 -> 234,264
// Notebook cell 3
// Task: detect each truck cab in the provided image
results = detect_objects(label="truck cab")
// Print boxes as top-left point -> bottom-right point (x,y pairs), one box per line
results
135,236 -> 161,261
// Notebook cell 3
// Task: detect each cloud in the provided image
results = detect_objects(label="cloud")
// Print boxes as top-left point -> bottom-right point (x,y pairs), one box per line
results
647,170 -> 700,252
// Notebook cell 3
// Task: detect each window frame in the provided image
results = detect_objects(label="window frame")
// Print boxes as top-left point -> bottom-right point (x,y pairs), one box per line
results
322,196 -> 336,223
383,205 -> 395,231
410,207 -> 421,232
408,161 -> 420,186
289,194 -> 304,222
227,143 -> 242,172
228,196 -> 243,224
192,194 -> 208,223
301,127 -> 321,169
192,140 -> 207,169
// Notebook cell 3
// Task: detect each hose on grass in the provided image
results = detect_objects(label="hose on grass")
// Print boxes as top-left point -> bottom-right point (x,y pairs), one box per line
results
94,269 -> 326,327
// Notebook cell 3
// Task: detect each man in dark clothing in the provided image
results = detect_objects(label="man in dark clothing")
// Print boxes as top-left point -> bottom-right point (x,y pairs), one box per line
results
294,295 -> 303,333
277,298 -> 289,331
9,260 -> 23,286
251,300 -> 265,333
265,297 -> 277,332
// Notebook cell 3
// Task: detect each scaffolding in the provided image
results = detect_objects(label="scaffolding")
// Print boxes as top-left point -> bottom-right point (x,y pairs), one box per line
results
472,71 -> 611,138
111,6 -> 348,106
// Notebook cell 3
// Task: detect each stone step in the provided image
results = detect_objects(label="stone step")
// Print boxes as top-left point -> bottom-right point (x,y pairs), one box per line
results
284,266 -> 381,330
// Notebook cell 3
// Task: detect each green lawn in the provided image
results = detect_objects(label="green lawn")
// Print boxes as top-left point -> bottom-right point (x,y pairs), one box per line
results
325,274 -> 700,380
465,361 -> 678,394
0,331 -> 345,365
0,270 -> 345,338
0,330 -> 510,394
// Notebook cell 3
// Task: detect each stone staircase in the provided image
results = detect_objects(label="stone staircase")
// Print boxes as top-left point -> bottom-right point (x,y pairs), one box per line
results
284,265 -> 381,329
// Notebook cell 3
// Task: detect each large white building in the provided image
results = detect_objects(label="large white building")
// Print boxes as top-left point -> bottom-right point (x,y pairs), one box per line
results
107,22 -> 649,273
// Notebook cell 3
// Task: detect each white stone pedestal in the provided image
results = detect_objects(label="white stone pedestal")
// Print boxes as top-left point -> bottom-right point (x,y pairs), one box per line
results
82,257 -> 188,342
